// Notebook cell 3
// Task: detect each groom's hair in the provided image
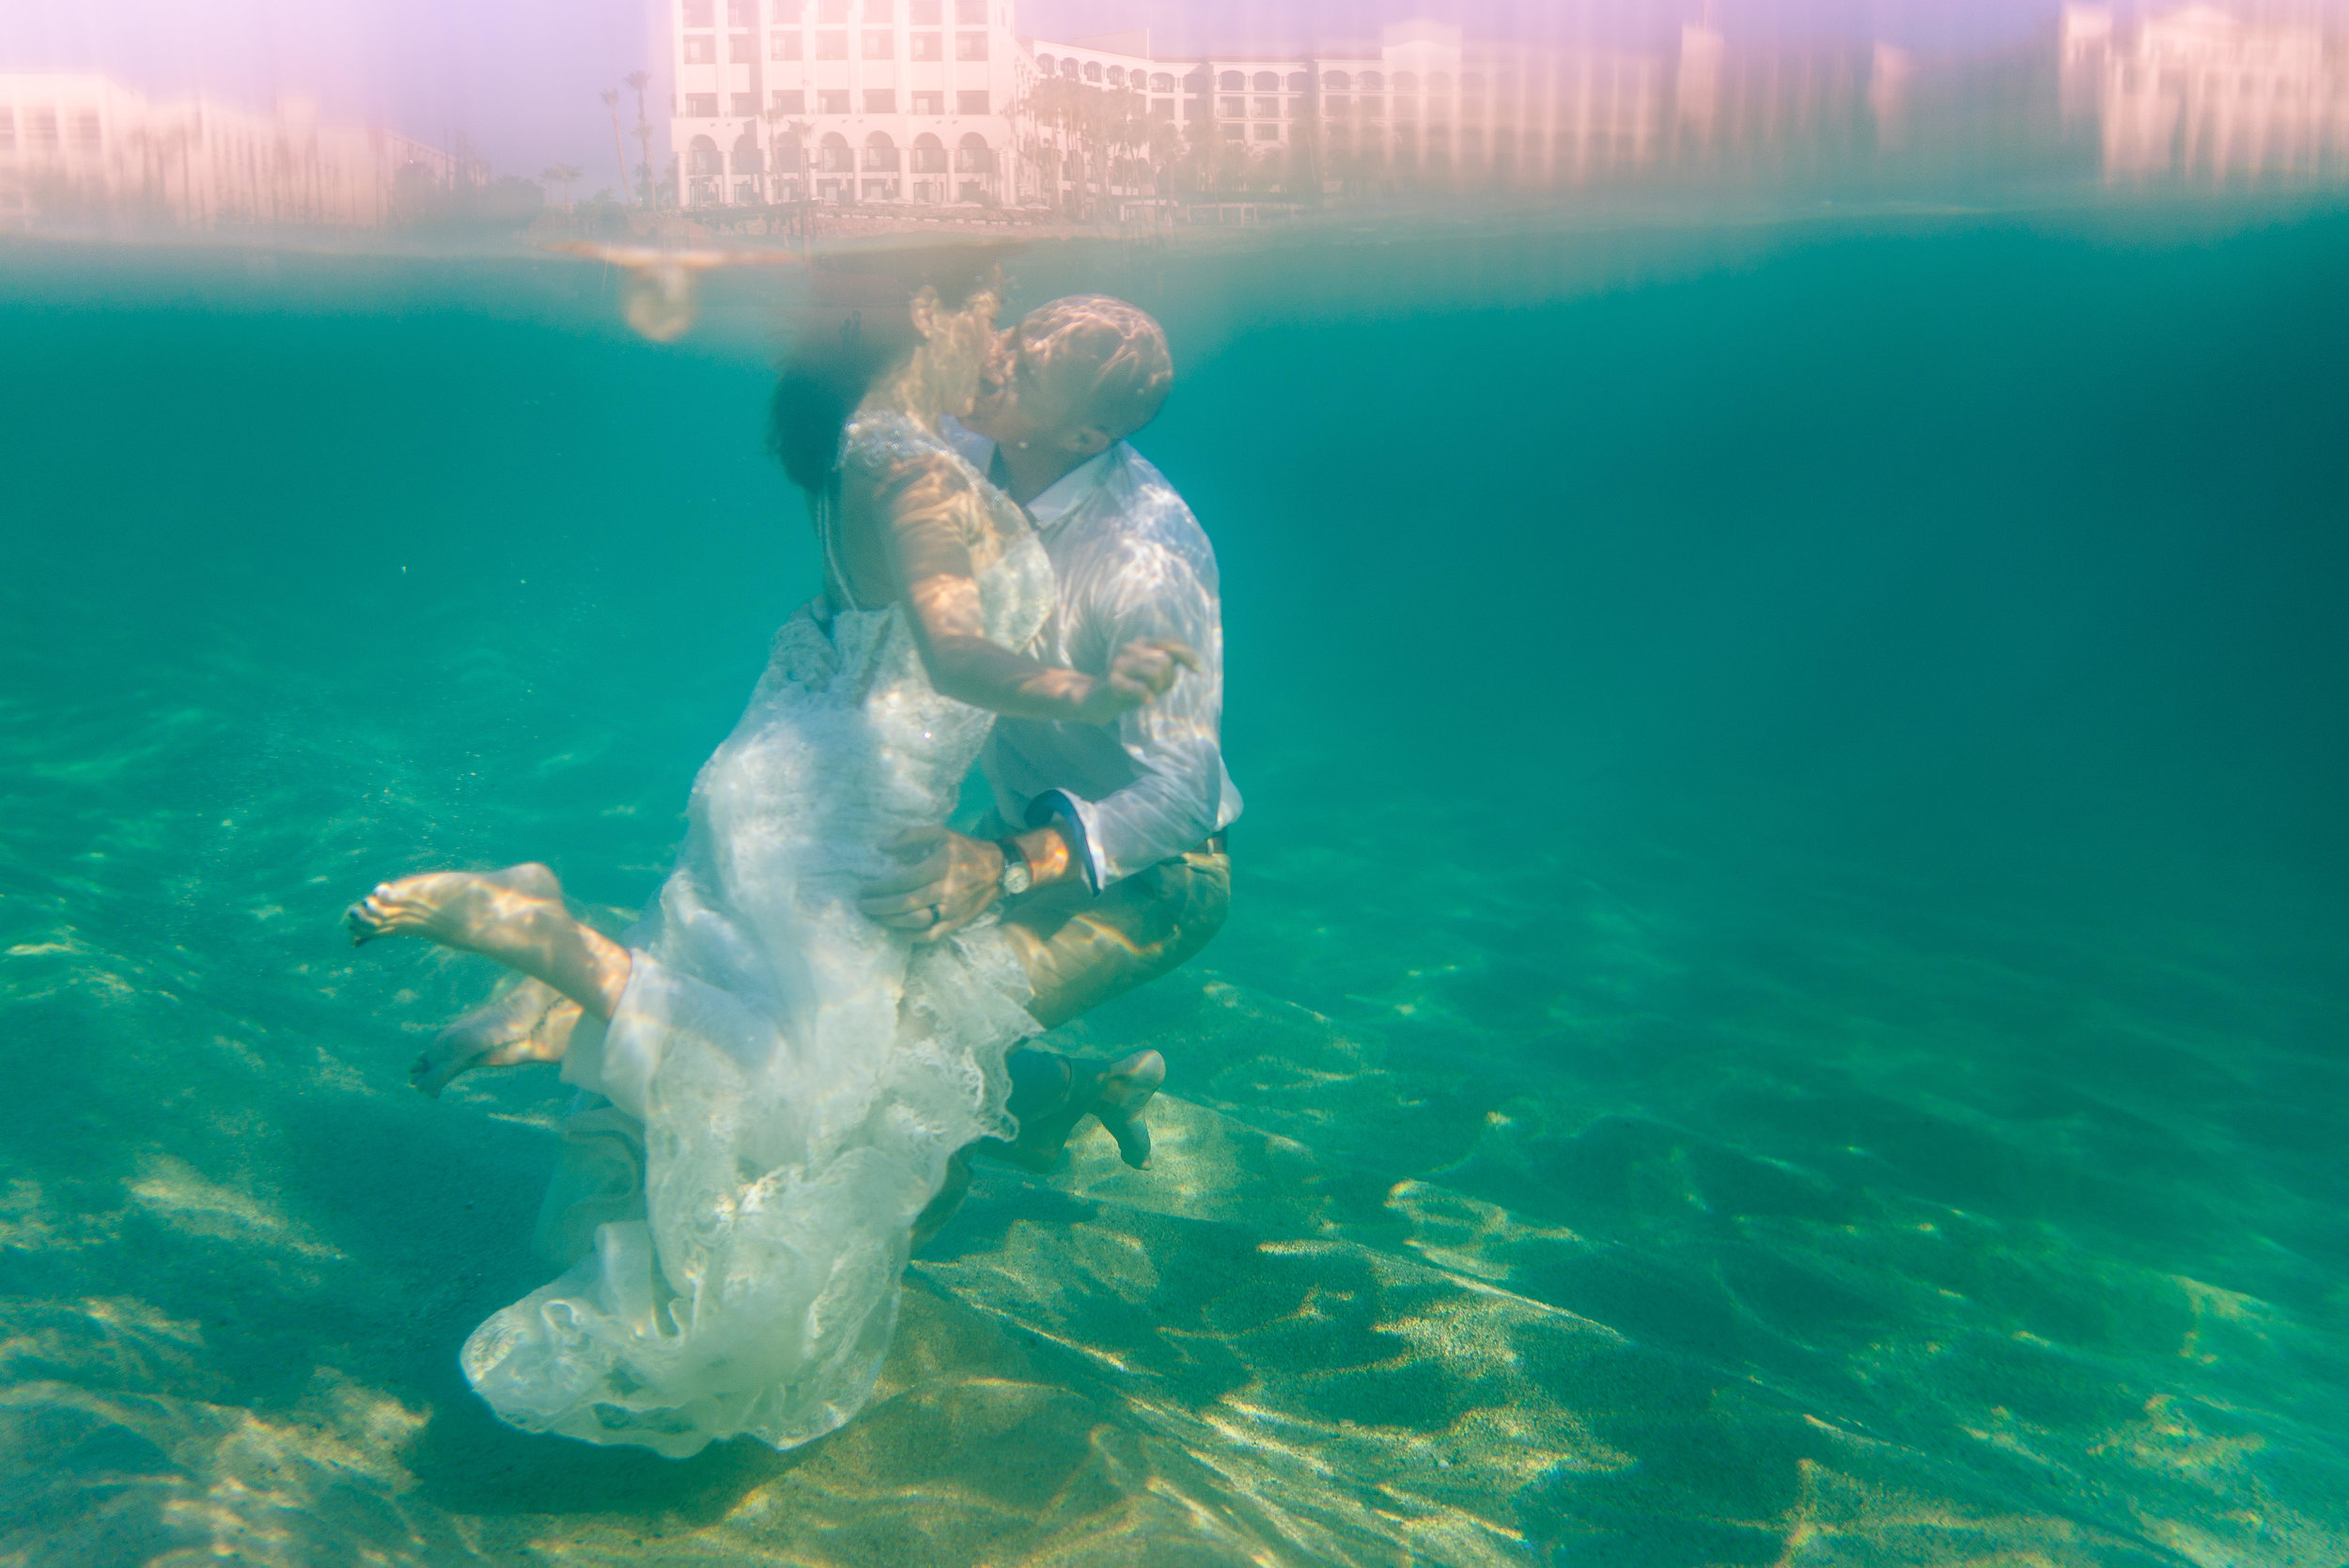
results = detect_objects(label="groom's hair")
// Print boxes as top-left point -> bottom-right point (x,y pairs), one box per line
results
1023,296 -> 1174,443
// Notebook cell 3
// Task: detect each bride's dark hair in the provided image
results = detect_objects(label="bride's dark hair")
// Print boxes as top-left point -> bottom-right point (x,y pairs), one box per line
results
768,244 -> 1015,494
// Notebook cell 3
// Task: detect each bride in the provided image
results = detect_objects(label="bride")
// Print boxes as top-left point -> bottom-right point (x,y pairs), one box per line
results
345,249 -> 1190,1457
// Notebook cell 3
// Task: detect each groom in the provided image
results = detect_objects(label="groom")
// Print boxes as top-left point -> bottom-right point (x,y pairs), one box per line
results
858,294 -> 1240,1172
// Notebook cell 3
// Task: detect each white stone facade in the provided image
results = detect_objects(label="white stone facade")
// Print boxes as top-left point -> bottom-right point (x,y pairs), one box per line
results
0,73 -> 455,232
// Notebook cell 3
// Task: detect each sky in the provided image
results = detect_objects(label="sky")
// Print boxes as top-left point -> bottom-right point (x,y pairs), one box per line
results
0,0 -> 2092,182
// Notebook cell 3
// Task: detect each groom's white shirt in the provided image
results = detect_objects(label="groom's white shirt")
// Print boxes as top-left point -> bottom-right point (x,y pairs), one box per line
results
947,420 -> 1241,891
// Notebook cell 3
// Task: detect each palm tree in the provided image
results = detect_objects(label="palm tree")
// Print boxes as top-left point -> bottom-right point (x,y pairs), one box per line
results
600,89 -> 632,213
540,162 -> 583,213
625,72 -> 657,210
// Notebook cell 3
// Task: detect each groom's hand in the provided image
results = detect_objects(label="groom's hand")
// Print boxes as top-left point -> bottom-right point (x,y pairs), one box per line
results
861,827 -> 1003,942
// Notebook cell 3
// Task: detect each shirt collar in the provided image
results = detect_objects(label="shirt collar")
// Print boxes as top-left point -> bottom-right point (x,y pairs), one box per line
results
1025,445 -> 1120,533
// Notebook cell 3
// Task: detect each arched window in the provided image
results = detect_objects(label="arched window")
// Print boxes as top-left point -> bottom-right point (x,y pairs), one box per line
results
1035,53 -> 1054,73
863,131 -> 899,171
1392,71 -> 1418,92
688,134 -> 723,176
1083,60 -> 1101,82
1106,66 -> 1126,87
1252,70 -> 1278,90
1287,71 -> 1309,91
1360,71 -> 1384,90
910,131 -> 948,172
1060,57 -> 1079,77
1219,70 -> 1243,90
732,129 -> 764,174
1427,71 -> 1453,93
1184,70 -> 1210,91
1324,70 -> 1351,90
771,131 -> 805,173
818,131 -> 853,172
1150,72 -> 1174,92
955,132 -> 993,172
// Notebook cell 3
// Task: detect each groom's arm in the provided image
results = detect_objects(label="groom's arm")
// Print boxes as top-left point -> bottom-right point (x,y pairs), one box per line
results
1039,535 -> 1229,892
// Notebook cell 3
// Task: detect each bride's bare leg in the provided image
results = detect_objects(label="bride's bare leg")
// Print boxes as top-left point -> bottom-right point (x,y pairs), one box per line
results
411,976 -> 585,1097
345,863 -> 630,1019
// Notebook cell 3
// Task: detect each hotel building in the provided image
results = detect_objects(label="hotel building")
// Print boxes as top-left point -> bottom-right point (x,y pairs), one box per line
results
667,4 -> 1728,211
0,73 -> 454,232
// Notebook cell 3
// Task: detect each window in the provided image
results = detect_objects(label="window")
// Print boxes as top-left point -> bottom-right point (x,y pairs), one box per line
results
1289,97 -> 1308,116
1253,96 -> 1279,117
865,0 -> 892,18
69,112 -> 100,151
771,32 -> 801,58
864,88 -> 895,112
1219,71 -> 1242,90
863,132 -> 898,169
817,0 -> 848,17
1060,58 -> 1079,77
1361,96 -> 1383,117
772,89 -> 806,112
910,32 -> 941,58
957,89 -> 989,114
1150,72 -> 1174,92
1221,123 -> 1243,140
727,0 -> 754,23
729,33 -> 754,61
1323,71 -> 1350,90
819,132 -> 853,169
1252,123 -> 1279,140
1326,96 -> 1350,115
956,31 -> 987,59
818,89 -> 850,113
1083,61 -> 1101,82
1288,71 -> 1309,91
863,29 -> 892,57
955,0 -> 986,21
911,90 -> 943,114
910,132 -> 947,171
862,179 -> 897,199
683,0 -> 713,23
955,132 -> 992,171
683,34 -> 717,62
910,0 -> 940,19
1183,99 -> 1206,120
1035,54 -> 1054,73
1184,70 -> 1209,90
1360,71 -> 1383,90
688,134 -> 723,174
1252,71 -> 1278,90
1106,66 -> 1125,87
732,92 -> 760,115
817,30 -> 848,56
685,93 -> 720,116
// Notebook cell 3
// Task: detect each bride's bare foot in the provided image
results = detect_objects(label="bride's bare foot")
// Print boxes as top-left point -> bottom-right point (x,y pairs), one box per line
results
345,863 -> 630,1018
412,976 -> 583,1097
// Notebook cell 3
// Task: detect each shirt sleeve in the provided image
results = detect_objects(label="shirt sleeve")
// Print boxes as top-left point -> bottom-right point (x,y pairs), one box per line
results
1050,535 -> 1228,889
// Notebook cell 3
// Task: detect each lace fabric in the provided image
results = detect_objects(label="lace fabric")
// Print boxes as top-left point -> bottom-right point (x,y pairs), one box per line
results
459,411 -> 1055,1457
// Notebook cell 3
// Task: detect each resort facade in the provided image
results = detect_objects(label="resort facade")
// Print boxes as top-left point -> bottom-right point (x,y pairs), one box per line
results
0,73 -> 455,232
669,0 -> 2349,215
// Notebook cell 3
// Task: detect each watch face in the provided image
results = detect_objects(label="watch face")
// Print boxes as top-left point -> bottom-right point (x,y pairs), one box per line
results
1001,861 -> 1033,896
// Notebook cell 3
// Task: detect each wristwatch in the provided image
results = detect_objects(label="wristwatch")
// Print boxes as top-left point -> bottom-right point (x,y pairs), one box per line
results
996,837 -> 1034,898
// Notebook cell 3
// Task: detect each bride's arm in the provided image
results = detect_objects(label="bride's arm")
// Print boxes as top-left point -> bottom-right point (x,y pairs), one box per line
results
868,459 -> 1191,723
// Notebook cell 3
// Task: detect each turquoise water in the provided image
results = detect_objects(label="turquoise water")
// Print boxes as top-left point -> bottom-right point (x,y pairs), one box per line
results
4,209 -> 2347,1565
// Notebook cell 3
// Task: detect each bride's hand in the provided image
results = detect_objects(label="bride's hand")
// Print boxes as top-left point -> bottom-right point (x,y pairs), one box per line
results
1079,639 -> 1200,724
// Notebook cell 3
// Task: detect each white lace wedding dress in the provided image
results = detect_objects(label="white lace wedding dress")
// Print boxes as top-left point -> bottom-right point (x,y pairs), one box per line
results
457,411 -> 1053,1457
